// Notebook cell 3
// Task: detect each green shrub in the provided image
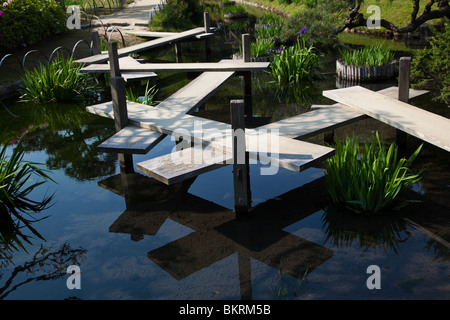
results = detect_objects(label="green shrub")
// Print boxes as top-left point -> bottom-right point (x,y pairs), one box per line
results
0,0 -> 67,51
280,1 -> 348,48
19,56 -> 98,104
269,37 -> 323,84
325,132 -> 422,214
150,0 -> 204,32
339,43 -> 395,67
410,18 -> 450,104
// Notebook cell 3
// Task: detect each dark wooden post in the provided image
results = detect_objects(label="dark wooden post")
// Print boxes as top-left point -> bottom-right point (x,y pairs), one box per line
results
204,12 -> 212,61
242,34 -> 253,121
204,12 -> 211,33
231,100 -> 250,216
174,42 -> 182,63
91,31 -> 101,55
108,41 -> 134,173
242,33 -> 250,63
397,57 -> 411,147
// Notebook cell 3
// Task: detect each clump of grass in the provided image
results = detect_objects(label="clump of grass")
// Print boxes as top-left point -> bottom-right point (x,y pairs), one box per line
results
0,139 -> 54,246
19,56 -> 98,104
339,44 -> 395,67
325,132 -> 422,214
126,81 -> 159,106
254,23 -> 284,41
223,4 -> 246,15
269,38 -> 323,84
246,39 -> 275,59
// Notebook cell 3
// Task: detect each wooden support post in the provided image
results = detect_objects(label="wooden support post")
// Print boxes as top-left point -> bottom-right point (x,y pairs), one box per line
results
108,41 -> 134,173
323,131 -> 335,145
91,31 -> 101,55
204,12 -> 211,33
397,57 -> 411,147
204,12 -> 212,61
108,41 -> 122,77
231,100 -> 250,216
242,33 -> 251,63
242,34 -> 253,121
174,42 -> 182,63
110,76 -> 128,131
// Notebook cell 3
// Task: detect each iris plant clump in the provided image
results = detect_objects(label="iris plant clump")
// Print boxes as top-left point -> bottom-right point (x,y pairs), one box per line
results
19,56 -> 98,104
0,139 -> 54,245
325,132 -> 422,214
269,27 -> 323,85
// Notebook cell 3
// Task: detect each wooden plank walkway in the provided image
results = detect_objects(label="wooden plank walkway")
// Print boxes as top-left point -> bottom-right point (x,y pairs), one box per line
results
91,84 -> 431,184
137,145 -> 232,185
126,31 -> 178,38
75,27 -> 206,65
97,124 -> 165,154
113,56 -> 157,82
259,86 -> 429,140
87,101 -> 335,175
80,61 -> 270,74
323,86 -> 450,152
96,70 -> 235,154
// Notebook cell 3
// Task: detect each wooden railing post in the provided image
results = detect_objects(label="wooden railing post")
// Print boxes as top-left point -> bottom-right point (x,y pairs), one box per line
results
397,57 -> 411,147
242,33 -> 250,63
231,99 -> 250,216
204,12 -> 212,61
91,30 -> 101,56
174,42 -> 182,63
108,41 -> 134,173
204,12 -> 211,33
242,34 -> 253,121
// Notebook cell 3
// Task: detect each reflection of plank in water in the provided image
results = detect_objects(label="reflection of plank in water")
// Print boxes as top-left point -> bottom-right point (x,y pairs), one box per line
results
148,178 -> 334,281
148,229 -> 236,280
147,225 -> 333,281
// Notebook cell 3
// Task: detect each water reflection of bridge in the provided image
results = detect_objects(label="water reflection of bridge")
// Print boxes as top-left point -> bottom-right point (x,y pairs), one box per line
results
99,171 -> 334,299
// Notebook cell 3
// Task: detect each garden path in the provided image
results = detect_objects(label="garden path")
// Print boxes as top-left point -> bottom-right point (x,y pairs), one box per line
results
93,0 -> 162,30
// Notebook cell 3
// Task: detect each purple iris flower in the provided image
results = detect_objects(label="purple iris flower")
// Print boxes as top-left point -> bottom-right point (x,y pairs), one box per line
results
297,26 -> 308,35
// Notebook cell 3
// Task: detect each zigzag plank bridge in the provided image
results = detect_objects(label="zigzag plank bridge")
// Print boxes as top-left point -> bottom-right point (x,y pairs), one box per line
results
80,24 -> 449,214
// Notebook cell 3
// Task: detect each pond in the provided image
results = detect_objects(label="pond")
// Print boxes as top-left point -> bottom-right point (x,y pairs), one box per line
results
0,27 -> 449,302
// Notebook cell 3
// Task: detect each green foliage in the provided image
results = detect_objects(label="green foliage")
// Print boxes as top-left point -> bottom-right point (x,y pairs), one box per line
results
280,0 -> 349,48
304,0 -> 318,8
150,0 -> 204,32
126,82 -> 159,106
223,4 -> 246,14
269,38 -> 323,84
0,0 -> 67,51
254,22 -> 284,41
410,18 -> 450,104
19,56 -> 98,104
250,39 -> 275,58
325,133 -> 423,214
339,43 -> 395,66
0,138 -> 54,245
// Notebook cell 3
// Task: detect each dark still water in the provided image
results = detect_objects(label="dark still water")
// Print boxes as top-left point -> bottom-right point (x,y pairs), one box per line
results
0,31 -> 449,301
